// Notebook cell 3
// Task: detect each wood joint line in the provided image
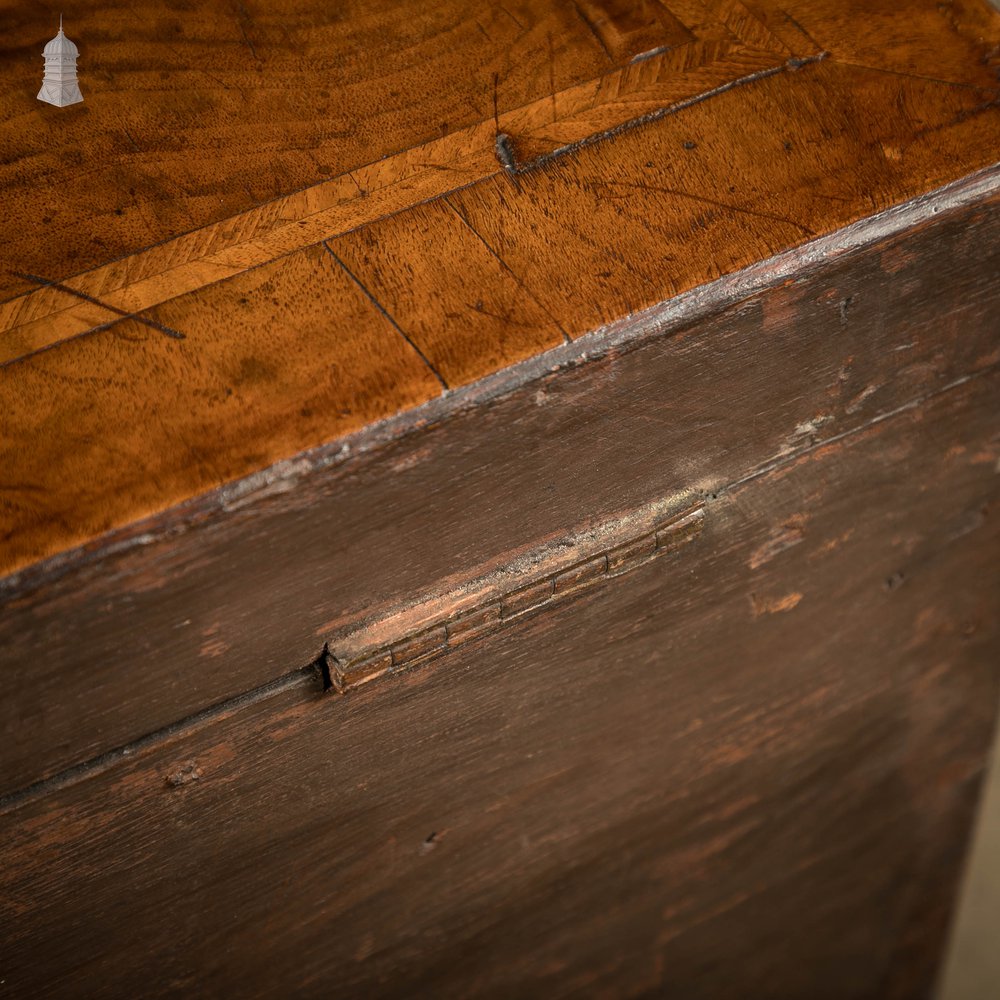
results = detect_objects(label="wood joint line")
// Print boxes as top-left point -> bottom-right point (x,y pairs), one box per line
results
324,505 -> 706,694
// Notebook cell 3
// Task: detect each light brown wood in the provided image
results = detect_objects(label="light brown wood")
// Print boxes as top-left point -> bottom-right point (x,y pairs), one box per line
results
0,10 -> 794,362
328,197 -> 570,386
0,0 -> 626,301
2,0 -> 999,580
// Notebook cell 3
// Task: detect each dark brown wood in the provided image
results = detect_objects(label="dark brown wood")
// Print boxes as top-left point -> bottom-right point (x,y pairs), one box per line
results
2,365 -> 997,999
2,183 -> 998,799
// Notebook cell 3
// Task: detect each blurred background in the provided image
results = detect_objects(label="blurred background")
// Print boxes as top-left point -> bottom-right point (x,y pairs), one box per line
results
940,719 -> 1000,998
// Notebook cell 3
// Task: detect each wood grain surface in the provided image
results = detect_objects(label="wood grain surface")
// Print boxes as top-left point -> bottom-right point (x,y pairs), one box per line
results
2,362 -> 997,999
2,0 -> 999,578
3,5 -> 1000,993
2,183 -> 997,799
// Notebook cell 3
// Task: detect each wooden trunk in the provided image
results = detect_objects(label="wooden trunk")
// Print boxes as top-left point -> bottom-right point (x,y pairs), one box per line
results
2,1 -> 999,996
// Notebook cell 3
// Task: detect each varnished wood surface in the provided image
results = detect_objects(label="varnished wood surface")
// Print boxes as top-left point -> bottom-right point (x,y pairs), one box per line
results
1,0 -> 999,578
2,187 -> 997,797
2,363 -> 997,999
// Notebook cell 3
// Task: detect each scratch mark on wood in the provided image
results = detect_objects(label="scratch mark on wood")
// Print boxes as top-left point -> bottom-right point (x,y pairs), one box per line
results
346,171 -> 366,196
547,32 -> 558,124
443,197 -> 571,343
777,8 -> 821,51
492,71 -> 501,135
499,5 -> 526,31
321,243 -> 449,391
506,57 -> 826,174
591,180 -> 816,237
10,272 -> 186,340
832,60 -> 1000,95
237,21 -> 258,61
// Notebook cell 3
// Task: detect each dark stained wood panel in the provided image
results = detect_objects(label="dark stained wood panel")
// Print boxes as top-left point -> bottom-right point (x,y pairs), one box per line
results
1,365 -> 997,999
1,184 -> 998,799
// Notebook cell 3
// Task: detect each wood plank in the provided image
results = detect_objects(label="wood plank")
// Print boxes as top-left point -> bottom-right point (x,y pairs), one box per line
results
448,58 -> 1000,338
327,197 -> 569,386
1,185 -> 997,799
2,365 -> 997,998
0,35 -> 791,364
2,1 -> 999,580
0,243 -> 444,584
0,0 -> 628,301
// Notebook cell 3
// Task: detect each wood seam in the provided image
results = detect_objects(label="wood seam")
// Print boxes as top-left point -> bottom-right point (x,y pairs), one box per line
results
327,506 -> 706,692
0,504 -> 706,815
2,166 -> 994,602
